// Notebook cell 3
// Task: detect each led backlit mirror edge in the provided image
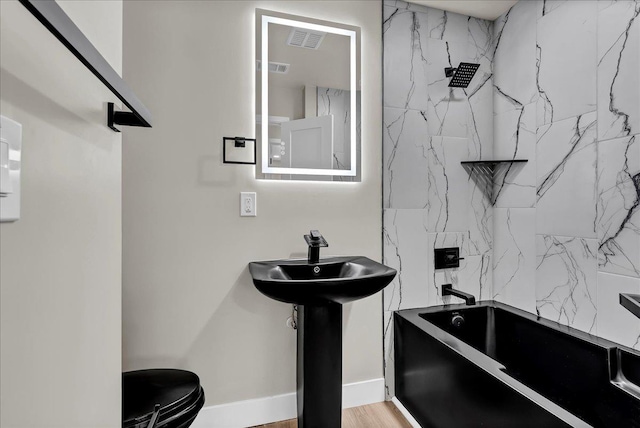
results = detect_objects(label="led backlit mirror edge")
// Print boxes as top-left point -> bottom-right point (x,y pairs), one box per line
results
260,14 -> 358,177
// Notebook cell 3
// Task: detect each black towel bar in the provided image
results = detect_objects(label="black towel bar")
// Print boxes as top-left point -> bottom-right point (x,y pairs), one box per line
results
19,0 -> 152,132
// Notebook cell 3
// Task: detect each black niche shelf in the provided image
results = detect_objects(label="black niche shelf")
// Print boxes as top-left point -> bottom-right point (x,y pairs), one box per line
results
461,160 -> 528,205
620,293 -> 640,320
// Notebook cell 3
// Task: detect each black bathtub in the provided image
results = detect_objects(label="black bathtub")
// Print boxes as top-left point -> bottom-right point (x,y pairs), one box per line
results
394,302 -> 640,428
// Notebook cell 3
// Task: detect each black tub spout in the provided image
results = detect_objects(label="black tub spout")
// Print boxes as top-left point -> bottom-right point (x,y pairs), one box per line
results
442,284 -> 476,305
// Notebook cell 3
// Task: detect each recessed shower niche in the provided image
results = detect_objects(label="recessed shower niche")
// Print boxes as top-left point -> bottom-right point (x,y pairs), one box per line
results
461,159 -> 529,205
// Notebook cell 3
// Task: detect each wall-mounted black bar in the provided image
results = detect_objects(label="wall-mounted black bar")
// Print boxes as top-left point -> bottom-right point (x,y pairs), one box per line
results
19,0 -> 152,132
107,103 -> 149,133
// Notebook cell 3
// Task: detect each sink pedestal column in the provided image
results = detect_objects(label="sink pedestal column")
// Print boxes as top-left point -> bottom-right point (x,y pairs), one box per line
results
297,303 -> 342,427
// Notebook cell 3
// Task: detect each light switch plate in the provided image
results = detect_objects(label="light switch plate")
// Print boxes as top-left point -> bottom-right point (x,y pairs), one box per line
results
0,115 -> 22,222
240,192 -> 257,217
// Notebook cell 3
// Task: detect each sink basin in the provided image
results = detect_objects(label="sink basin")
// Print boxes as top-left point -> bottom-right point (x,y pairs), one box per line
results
249,255 -> 396,425
248,256 -> 397,305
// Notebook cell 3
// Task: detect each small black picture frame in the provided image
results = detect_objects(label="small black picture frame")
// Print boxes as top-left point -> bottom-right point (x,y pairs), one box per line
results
223,137 -> 256,165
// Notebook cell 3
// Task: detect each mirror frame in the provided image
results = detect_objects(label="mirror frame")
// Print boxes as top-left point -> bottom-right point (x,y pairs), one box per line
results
259,13 -> 358,177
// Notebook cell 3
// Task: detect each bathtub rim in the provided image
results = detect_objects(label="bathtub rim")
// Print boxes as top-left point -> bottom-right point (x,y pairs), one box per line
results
395,301 -> 609,428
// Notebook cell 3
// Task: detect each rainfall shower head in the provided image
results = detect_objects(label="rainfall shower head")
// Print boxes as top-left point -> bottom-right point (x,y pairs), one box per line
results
445,62 -> 480,88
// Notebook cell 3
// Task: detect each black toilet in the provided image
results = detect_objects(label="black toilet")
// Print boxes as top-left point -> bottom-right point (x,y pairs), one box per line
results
123,369 -> 205,428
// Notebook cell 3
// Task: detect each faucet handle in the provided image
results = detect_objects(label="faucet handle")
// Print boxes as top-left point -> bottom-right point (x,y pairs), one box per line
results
304,230 -> 328,248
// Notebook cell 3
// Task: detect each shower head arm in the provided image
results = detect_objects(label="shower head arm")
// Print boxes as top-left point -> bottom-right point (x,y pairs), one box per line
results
444,67 -> 457,78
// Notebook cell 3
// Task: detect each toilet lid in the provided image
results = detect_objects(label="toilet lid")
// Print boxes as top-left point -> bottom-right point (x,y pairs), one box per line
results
123,369 -> 205,428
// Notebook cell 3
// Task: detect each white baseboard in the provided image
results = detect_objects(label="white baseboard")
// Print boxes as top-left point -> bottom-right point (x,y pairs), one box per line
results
391,396 -> 422,428
342,377 -> 386,409
191,377 -> 385,428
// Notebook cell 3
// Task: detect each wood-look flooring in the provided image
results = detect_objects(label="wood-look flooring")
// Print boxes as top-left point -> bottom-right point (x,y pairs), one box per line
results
251,401 -> 413,428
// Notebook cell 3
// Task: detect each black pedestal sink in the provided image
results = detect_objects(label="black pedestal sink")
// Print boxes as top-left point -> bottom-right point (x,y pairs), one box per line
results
248,256 -> 396,427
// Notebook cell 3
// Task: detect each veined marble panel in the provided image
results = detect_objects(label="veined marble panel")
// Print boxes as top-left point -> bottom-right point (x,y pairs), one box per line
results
383,209 -> 430,311
317,87 -> 349,161
466,82 -> 494,255
427,232 -> 469,306
426,38 -> 469,138
536,235 -> 598,334
426,8 -> 468,45
597,135 -> 640,278
536,112 -> 598,238
537,0 -> 570,19
468,17 -> 493,68
597,272 -> 640,350
468,177 -> 493,257
467,71 -> 494,161
463,253 -> 493,302
384,0 -> 428,13
332,151 -> 347,171
493,102 -> 537,208
599,0 -> 622,13
383,310 -> 395,399
331,89 -> 360,179
383,108 -> 429,209
597,0 -> 640,141
536,1 -> 597,126
493,0 -> 538,114
493,208 -> 537,313
427,137 -> 470,232
466,17 -> 494,161
383,5 -> 430,110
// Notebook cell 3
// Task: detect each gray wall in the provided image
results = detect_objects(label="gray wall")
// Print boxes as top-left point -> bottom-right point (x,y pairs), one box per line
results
122,0 -> 382,407
0,1 -> 123,426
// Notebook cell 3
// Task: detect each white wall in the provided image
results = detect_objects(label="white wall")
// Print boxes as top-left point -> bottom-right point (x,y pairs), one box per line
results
122,0 -> 382,407
0,0 -> 123,426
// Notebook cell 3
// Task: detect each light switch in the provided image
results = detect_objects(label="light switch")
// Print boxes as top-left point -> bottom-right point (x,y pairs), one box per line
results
0,116 -> 22,222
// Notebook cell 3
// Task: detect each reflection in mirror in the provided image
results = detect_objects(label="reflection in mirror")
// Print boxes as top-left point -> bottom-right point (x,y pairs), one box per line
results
256,10 -> 361,181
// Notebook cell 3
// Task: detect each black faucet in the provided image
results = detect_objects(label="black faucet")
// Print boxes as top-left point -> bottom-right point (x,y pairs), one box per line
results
442,284 -> 476,306
304,230 -> 328,264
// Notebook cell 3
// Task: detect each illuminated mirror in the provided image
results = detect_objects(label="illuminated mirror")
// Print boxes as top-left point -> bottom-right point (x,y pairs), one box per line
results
256,10 -> 361,181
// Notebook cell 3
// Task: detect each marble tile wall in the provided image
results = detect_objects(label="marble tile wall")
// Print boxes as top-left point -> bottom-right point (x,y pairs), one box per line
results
493,208 -> 536,313
492,0 -> 640,351
382,0 -> 494,397
317,87 -> 350,169
316,87 -> 362,182
383,0 -> 640,398
597,1 -> 640,141
597,135 -> 640,277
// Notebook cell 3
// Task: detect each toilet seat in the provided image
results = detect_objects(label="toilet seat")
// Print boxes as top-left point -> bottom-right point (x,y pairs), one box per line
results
123,369 -> 205,428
